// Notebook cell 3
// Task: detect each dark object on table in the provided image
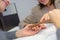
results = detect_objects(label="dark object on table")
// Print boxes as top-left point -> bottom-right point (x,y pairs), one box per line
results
0,3 -> 20,31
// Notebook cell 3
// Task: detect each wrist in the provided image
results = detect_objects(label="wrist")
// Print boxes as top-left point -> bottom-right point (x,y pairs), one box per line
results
15,30 -> 25,38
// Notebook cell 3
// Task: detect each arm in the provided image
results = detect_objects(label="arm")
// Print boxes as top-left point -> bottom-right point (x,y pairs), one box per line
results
40,9 -> 60,28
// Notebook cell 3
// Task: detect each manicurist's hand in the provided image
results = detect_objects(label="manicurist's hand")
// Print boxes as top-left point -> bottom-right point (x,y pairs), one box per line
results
40,13 -> 50,23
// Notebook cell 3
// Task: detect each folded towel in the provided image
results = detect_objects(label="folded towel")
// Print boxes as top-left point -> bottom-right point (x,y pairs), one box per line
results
13,23 -> 57,40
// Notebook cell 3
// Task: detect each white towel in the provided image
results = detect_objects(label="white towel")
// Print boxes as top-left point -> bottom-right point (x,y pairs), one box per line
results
13,23 -> 57,40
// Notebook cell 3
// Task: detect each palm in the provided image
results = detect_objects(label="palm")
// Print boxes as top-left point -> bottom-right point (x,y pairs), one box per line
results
23,28 -> 38,36
22,24 -> 46,36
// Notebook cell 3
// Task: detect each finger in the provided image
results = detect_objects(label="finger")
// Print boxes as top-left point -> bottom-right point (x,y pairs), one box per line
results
41,27 -> 46,29
34,25 -> 43,32
40,16 -> 45,23
31,27 -> 37,31
45,15 -> 49,21
43,15 -> 49,22
24,24 -> 33,29
40,14 -> 48,23
31,25 -> 40,31
31,26 -> 42,34
35,27 -> 42,33
39,24 -> 46,29
26,24 -> 33,28
32,24 -> 46,34
47,14 -> 50,20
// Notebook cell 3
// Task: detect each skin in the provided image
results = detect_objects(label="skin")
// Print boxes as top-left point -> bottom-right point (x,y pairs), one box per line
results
16,24 -> 46,38
40,9 -> 60,28
38,0 -> 50,5
0,0 -> 10,12
4,0 -> 10,6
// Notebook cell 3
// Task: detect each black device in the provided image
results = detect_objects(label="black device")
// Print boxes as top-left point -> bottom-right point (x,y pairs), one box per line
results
0,3 -> 20,31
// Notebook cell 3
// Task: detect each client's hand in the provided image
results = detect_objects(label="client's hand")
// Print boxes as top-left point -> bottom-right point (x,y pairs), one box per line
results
28,24 -> 46,31
16,24 -> 46,38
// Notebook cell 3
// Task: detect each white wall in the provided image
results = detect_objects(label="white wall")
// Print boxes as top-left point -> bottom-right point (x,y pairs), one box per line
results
11,0 -> 38,21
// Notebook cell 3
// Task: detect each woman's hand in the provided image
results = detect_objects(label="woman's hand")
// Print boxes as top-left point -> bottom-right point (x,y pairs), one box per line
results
3,0 -> 10,6
48,9 -> 60,28
40,13 -> 50,23
0,0 -> 10,12
16,24 -> 46,38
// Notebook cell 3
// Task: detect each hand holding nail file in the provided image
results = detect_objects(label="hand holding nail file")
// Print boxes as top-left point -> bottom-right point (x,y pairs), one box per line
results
40,9 -> 60,28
